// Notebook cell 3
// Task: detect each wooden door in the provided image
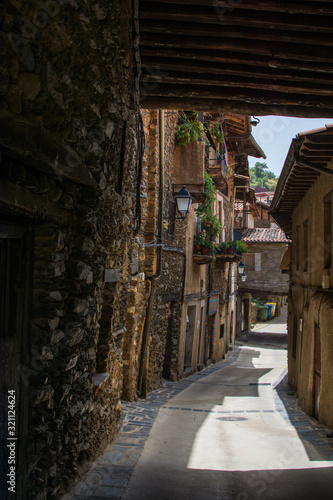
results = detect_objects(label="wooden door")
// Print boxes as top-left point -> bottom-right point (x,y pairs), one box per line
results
314,324 -> 321,420
0,222 -> 32,499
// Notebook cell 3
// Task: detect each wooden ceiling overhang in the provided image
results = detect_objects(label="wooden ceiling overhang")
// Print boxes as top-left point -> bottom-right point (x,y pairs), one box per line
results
138,0 -> 333,117
270,124 -> 333,238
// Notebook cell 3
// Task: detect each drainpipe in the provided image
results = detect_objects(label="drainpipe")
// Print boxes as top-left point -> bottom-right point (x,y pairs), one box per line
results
137,110 -> 164,397
231,184 -> 236,240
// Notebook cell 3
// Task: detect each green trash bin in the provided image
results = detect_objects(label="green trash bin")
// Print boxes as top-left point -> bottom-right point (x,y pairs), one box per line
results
258,305 -> 268,322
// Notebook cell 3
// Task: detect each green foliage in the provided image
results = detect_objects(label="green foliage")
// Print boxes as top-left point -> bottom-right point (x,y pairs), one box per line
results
210,123 -> 224,143
250,161 -> 278,190
234,240 -> 249,253
175,111 -> 205,146
194,232 -> 214,249
195,172 -> 222,240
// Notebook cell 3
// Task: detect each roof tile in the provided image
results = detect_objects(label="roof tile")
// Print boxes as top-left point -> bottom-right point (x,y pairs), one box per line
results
243,228 -> 291,243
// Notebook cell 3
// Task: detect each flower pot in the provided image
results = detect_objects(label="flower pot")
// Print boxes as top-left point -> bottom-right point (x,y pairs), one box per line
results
201,247 -> 210,255
227,247 -> 233,254
194,243 -> 201,252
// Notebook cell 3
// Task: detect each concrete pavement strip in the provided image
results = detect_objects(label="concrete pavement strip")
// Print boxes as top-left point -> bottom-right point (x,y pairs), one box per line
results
63,336 -> 333,500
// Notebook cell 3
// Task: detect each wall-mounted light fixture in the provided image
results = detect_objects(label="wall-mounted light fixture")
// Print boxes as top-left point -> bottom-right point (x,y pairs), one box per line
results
238,261 -> 245,274
250,116 -> 260,127
174,185 -> 193,219
238,261 -> 247,282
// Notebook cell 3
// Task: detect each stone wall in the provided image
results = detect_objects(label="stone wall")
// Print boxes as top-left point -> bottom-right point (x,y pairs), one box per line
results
141,110 -> 186,392
1,1 -> 142,498
240,242 -> 290,295
288,171 -> 333,429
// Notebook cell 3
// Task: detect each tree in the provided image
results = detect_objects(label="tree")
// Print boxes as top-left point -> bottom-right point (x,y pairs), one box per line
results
250,162 -> 278,190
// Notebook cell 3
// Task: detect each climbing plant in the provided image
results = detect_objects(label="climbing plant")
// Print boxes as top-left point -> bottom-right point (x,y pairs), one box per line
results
195,171 -> 222,240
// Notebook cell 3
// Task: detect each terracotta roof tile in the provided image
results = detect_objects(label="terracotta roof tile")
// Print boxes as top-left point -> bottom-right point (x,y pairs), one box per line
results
243,228 -> 291,243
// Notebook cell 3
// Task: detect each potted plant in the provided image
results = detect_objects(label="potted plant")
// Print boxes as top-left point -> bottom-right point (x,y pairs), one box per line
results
194,233 -> 205,252
234,240 -> 249,254
195,172 -> 222,240
227,241 -> 234,254
175,111 -> 206,146
210,122 -> 224,144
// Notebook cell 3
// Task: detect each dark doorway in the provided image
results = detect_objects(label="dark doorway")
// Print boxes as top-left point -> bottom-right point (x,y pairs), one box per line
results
184,305 -> 196,368
0,221 -> 33,500
242,299 -> 250,331
206,313 -> 217,362
196,305 -> 204,364
230,310 -> 234,344
314,323 -> 321,420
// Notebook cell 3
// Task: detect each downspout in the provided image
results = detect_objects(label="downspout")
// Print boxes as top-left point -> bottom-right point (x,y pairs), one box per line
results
137,110 -> 164,397
231,184 -> 236,240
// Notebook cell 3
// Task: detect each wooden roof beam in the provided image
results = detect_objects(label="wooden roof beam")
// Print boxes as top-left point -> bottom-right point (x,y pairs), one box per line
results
142,0 -> 333,16
139,33 -> 333,64
141,58 -> 333,85
140,46 -> 333,73
143,83 -> 333,109
141,96 -> 333,118
139,3 -> 333,32
140,69 -> 333,96
140,20 -> 333,47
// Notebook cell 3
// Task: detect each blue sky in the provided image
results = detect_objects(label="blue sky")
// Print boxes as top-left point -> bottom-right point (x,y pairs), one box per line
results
248,116 -> 333,178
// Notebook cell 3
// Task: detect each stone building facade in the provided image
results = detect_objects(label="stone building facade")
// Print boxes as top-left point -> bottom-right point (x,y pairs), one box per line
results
238,228 -> 290,320
140,112 -> 265,391
271,124 -> 333,429
0,1 -> 145,498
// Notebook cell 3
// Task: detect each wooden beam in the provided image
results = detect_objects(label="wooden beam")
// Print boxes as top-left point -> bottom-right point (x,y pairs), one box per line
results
139,3 -> 333,32
142,83 -> 333,109
141,0 -> 333,16
141,54 -> 333,83
139,33 -> 333,64
140,46 -> 333,74
296,159 -> 333,176
140,68 -> 333,96
140,19 -> 333,47
141,96 -> 333,118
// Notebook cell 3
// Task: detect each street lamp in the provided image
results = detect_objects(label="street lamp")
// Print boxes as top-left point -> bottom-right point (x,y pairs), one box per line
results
238,261 -> 245,274
174,186 -> 193,219
241,272 -> 247,282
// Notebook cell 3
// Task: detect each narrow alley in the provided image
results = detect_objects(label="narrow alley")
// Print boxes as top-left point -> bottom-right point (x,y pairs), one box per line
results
63,309 -> 333,500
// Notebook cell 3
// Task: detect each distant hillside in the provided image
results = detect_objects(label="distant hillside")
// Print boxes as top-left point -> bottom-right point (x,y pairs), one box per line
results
250,162 -> 278,191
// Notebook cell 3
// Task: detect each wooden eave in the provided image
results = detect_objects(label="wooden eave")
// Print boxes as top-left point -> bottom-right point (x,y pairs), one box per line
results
270,125 -> 333,237
139,1 -> 333,116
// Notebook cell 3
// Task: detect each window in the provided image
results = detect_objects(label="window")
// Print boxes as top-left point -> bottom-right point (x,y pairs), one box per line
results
220,323 -> 225,339
243,253 -> 255,272
303,220 -> 308,272
254,253 -> 261,271
324,193 -> 332,269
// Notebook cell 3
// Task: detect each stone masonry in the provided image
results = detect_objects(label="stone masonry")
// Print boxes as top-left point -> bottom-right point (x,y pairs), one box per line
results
0,1 -> 144,498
